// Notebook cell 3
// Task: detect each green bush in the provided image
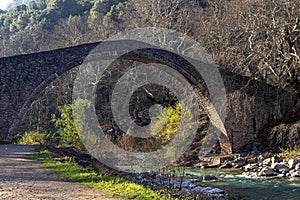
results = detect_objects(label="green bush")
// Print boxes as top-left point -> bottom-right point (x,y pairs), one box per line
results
17,131 -> 49,145
51,99 -> 91,150
151,103 -> 191,145
118,103 -> 191,151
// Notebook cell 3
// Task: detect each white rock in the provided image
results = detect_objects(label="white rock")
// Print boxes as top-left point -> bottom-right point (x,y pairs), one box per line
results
271,163 -> 284,170
295,163 -> 300,171
291,171 -> 300,177
278,167 -> 290,174
181,181 -> 196,189
288,158 -> 300,169
171,180 -> 180,188
244,164 -> 258,171
263,158 -> 272,166
271,163 -> 289,173
271,156 -> 279,165
208,188 -> 224,194
277,174 -> 286,177
259,166 -> 277,176
191,186 -> 203,193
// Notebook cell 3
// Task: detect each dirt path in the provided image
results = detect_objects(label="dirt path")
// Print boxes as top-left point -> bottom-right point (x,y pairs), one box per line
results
0,144 -> 117,200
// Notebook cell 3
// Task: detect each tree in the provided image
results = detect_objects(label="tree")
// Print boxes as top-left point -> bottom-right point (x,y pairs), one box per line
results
125,0 -> 194,33
51,15 -> 90,47
193,0 -> 300,91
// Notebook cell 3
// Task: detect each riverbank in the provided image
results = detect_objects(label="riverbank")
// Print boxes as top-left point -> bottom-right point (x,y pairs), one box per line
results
181,149 -> 300,199
37,146 -> 228,199
194,151 -> 300,179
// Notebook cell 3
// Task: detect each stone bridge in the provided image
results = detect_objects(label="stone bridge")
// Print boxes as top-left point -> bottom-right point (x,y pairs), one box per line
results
0,41 -> 298,155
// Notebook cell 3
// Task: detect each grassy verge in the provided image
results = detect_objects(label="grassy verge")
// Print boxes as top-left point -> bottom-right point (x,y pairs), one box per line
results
32,148 -> 171,200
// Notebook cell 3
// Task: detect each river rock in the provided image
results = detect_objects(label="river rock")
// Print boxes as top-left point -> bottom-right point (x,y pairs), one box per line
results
291,171 -> 300,177
247,157 -> 258,164
233,157 -> 245,168
263,158 -> 272,166
201,187 -> 224,195
259,166 -> 278,176
271,156 -> 279,165
271,163 -> 286,171
244,163 -> 258,171
181,181 -> 196,189
278,166 -> 290,174
219,161 -> 233,169
203,174 -> 218,181
191,186 -> 203,193
295,163 -> 300,171
288,158 -> 300,169
277,174 -> 286,177
257,155 -> 264,163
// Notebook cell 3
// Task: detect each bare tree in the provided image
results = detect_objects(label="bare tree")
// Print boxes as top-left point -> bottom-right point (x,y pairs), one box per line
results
125,0 -> 195,33
193,0 -> 299,91
51,15 -> 90,47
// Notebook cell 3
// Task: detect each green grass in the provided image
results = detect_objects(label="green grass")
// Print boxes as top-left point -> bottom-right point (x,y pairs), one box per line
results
32,149 -> 170,200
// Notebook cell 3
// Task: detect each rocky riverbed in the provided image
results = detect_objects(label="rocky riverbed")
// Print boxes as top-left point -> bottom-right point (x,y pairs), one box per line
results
121,171 -> 226,199
195,153 -> 300,178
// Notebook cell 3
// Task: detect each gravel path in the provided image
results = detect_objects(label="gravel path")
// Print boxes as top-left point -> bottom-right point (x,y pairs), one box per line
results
0,144 -> 117,200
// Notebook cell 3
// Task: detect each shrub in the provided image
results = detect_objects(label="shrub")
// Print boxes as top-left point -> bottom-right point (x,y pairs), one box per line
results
118,103 -> 191,151
151,103 -> 189,145
17,131 -> 49,145
51,99 -> 91,150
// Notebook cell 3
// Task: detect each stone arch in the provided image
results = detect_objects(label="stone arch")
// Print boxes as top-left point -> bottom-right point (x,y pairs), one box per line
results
2,41 -> 296,155
1,41 -> 232,155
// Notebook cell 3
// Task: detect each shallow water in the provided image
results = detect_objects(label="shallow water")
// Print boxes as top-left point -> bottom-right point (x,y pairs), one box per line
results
185,168 -> 300,200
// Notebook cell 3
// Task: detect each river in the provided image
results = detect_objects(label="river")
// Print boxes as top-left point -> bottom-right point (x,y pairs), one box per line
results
185,168 -> 300,200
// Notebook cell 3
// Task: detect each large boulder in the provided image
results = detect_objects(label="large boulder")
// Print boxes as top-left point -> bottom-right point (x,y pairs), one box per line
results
259,166 -> 278,176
